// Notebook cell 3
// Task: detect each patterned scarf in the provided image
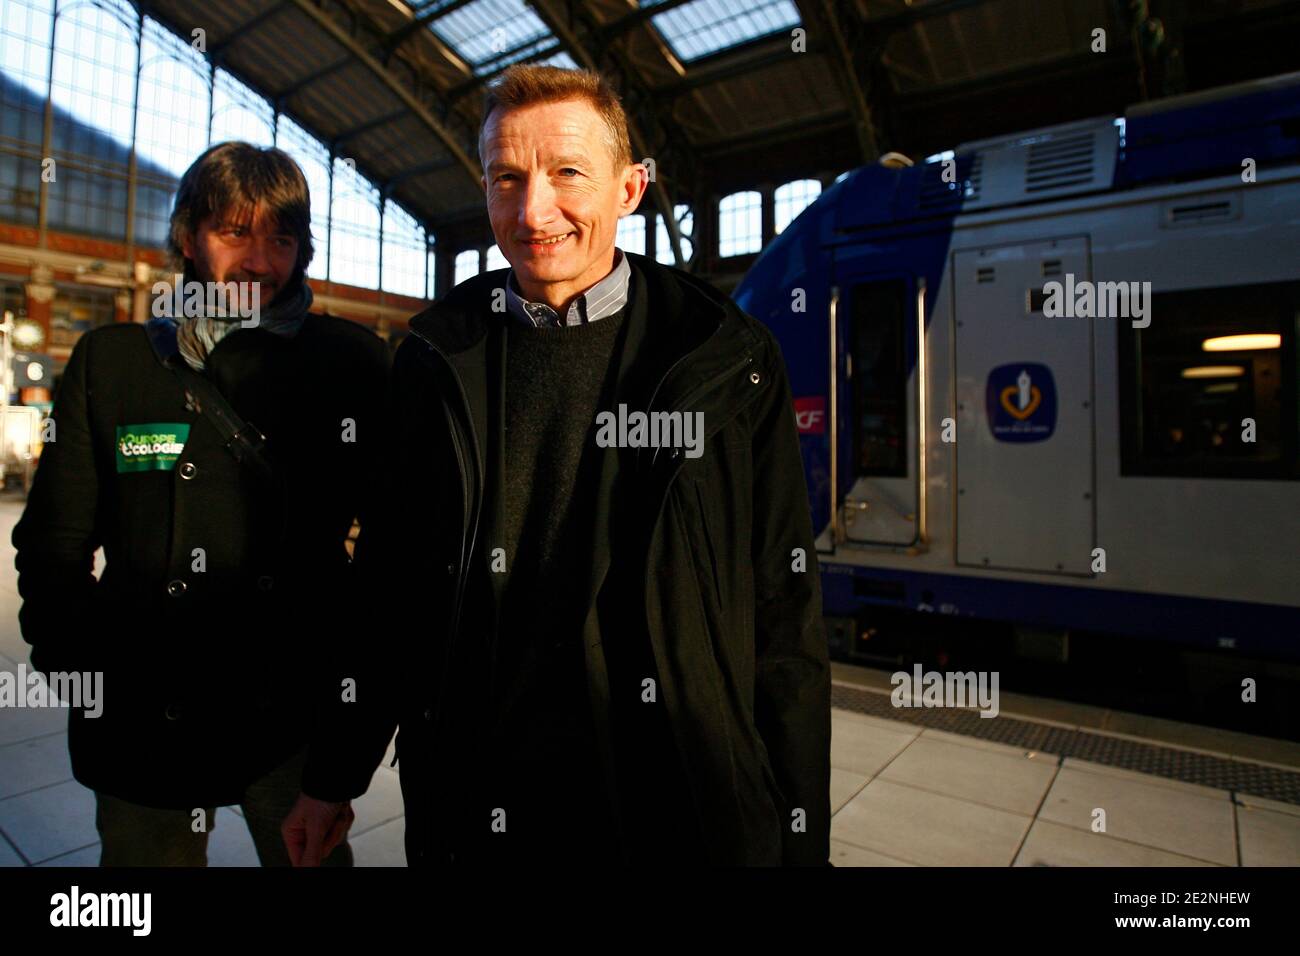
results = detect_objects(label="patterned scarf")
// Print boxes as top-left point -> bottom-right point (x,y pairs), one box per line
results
175,279 -> 312,371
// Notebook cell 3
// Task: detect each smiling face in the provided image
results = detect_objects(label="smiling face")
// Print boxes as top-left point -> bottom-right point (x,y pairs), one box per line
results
481,98 -> 646,312
180,201 -> 299,306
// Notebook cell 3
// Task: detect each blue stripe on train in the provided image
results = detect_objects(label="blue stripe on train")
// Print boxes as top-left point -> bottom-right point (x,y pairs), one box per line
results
1117,78 -> 1300,187
820,563 -> 1300,660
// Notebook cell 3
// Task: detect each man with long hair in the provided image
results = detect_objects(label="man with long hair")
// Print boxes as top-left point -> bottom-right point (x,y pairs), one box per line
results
12,142 -> 389,866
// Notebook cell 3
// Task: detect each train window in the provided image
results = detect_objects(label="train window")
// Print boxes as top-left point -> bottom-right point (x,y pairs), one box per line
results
849,280 -> 908,477
1119,280 -> 1300,479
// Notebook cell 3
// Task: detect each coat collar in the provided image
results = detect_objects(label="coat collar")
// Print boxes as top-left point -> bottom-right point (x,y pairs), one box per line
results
504,247 -> 631,327
407,252 -> 760,416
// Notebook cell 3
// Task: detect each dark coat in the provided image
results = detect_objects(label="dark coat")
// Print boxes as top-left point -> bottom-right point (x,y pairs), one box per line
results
11,312 -> 390,808
307,253 -> 831,866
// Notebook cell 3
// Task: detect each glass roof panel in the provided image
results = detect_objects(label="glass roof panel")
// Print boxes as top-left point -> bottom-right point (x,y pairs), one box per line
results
425,0 -> 553,74
645,0 -> 802,62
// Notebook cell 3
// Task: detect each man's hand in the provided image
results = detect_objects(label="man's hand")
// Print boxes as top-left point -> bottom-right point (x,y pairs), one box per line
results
282,792 -> 355,867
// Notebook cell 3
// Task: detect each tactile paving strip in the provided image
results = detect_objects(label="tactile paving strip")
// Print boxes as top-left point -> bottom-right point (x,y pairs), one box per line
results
831,682 -> 1300,805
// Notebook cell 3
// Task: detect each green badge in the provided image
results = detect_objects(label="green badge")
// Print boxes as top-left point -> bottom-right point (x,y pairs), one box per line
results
115,423 -> 191,473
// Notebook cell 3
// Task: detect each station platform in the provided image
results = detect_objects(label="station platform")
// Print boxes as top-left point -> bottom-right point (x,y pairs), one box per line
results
827,663 -> 1299,866
1,495 -> 1296,867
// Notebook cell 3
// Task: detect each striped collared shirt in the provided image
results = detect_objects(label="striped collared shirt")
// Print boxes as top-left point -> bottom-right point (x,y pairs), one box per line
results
504,248 -> 631,328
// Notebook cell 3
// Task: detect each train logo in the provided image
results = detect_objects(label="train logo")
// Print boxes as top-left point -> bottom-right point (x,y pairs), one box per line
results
794,397 -> 826,435
986,364 -> 1056,442
1000,373 -> 1041,420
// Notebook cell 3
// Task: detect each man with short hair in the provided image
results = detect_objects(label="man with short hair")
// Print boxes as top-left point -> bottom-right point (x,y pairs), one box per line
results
12,141 -> 389,866
305,65 -> 830,866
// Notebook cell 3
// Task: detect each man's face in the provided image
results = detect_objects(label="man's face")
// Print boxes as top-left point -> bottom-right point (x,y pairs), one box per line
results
181,202 -> 299,305
481,98 -> 646,309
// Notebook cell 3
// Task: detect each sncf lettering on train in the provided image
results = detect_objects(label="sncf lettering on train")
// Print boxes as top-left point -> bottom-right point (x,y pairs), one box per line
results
794,397 -> 826,435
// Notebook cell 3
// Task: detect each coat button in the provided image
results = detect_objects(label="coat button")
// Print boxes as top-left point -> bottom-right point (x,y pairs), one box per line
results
166,579 -> 187,597
164,703 -> 182,721
257,575 -> 274,592
179,462 -> 197,479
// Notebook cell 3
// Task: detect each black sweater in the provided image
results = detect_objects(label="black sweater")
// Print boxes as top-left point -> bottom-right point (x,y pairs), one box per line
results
469,311 -> 626,859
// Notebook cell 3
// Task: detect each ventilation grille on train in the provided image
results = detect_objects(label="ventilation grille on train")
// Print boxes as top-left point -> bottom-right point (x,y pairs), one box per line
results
1025,131 -> 1097,193
1161,194 -> 1241,227
955,117 -> 1118,211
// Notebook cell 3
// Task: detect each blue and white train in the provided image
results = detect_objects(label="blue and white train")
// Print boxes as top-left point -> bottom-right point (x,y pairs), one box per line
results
733,72 -> 1300,662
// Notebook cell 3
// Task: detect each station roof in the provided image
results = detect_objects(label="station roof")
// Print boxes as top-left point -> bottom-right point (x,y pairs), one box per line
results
134,0 -> 1300,236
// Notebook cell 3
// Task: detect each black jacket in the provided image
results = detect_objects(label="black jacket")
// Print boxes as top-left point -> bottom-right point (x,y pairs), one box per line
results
306,253 -> 830,865
12,312 -> 390,808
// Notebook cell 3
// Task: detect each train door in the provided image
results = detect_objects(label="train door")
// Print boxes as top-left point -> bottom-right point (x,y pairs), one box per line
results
829,274 -> 924,547
951,237 -> 1096,574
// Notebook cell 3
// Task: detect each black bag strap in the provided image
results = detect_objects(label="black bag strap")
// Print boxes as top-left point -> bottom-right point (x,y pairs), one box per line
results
169,361 -> 275,484
145,318 -> 275,484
